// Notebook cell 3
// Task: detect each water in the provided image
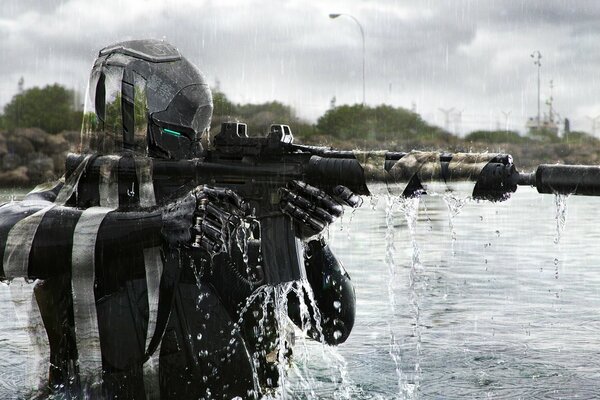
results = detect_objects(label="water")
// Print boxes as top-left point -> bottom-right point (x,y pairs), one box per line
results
3,185 -> 600,398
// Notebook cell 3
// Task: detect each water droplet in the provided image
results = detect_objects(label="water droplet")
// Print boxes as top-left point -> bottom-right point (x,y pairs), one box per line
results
333,330 -> 343,340
333,300 -> 342,310
196,333 -> 203,341
554,193 -> 569,244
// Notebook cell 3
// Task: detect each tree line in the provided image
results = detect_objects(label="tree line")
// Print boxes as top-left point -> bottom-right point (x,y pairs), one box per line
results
1,82 -> 597,147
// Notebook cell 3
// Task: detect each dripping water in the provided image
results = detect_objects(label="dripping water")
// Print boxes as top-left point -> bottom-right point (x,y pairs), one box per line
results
398,196 -> 422,398
385,195 -> 399,309
235,279 -> 353,400
552,193 -> 569,281
442,192 -> 469,255
235,221 -> 252,276
339,207 -> 358,240
553,193 -> 569,245
384,195 -> 404,398
288,282 -> 318,400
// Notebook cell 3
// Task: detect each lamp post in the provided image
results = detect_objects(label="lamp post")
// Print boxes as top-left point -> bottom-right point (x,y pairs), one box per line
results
531,51 -> 542,130
329,13 -> 366,106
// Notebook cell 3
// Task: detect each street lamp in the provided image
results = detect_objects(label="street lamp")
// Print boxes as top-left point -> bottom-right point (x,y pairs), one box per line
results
531,51 -> 542,130
329,13 -> 366,106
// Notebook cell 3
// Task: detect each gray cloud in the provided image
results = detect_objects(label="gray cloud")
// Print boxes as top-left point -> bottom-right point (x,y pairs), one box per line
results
1,0 -> 599,134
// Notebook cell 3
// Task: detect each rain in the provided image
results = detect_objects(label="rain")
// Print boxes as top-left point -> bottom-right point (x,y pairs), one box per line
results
2,1 -> 600,399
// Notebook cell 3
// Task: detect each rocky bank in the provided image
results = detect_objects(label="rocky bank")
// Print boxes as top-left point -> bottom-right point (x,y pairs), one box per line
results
0,128 -> 79,187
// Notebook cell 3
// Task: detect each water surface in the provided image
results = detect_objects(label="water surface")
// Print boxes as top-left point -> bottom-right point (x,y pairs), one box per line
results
2,186 -> 600,399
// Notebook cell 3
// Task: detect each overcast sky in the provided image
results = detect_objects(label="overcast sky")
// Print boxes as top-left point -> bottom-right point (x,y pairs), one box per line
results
1,0 -> 600,135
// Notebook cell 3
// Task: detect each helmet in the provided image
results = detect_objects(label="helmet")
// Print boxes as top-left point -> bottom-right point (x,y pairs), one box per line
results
81,39 -> 213,159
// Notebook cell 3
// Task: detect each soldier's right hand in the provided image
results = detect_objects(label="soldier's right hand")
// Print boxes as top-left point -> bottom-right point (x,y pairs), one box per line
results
190,185 -> 251,256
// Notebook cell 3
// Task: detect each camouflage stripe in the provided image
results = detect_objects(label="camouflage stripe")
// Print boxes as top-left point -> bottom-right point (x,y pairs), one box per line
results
353,150 -> 389,196
98,155 -> 121,208
142,246 -> 163,399
55,154 -> 93,205
386,151 -> 440,195
445,153 -> 495,194
3,203 -> 55,278
71,207 -> 113,388
135,157 -> 156,207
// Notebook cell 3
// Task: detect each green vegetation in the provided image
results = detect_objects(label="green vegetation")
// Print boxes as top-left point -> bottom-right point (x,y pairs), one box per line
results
527,127 -> 560,142
563,131 -> 599,145
2,81 -> 600,169
1,84 -> 82,134
316,104 -> 448,142
465,130 -> 529,144
211,91 -> 449,143
211,89 -> 317,137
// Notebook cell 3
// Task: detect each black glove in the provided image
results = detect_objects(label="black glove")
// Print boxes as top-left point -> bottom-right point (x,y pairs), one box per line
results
279,180 -> 362,240
160,191 -> 196,248
190,186 -> 250,256
161,186 -> 249,255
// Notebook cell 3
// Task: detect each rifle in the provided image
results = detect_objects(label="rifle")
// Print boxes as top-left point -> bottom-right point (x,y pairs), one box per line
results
65,122 -> 600,285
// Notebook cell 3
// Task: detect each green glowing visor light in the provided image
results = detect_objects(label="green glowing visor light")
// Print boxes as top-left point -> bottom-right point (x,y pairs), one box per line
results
162,128 -> 182,137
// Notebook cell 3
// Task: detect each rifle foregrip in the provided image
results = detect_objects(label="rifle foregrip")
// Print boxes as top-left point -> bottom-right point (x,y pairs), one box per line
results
306,156 -> 370,195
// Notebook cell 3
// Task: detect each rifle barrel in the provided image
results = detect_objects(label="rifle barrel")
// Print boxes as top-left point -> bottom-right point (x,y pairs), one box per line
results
519,164 -> 600,196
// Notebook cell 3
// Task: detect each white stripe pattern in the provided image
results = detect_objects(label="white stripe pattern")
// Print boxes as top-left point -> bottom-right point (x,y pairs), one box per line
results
142,246 -> 163,399
98,155 -> 120,208
3,204 -> 55,278
71,206 -> 113,388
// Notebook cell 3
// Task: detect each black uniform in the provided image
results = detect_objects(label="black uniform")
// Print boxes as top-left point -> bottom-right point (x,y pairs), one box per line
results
0,38 -> 357,399
0,168 -> 356,399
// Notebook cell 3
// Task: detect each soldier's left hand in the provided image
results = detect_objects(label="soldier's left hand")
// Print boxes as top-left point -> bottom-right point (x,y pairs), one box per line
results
279,180 -> 362,240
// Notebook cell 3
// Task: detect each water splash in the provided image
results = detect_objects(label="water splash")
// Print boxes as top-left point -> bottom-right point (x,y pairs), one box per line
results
553,193 -> 569,244
288,283 -> 318,400
398,196 -> 422,398
385,195 -> 399,309
340,207 -> 358,240
442,192 -> 470,253
419,197 -> 434,233
273,284 -> 295,397
384,195 -> 403,397
235,280 -> 353,399
8,279 -> 49,395
399,197 -> 421,268
385,194 -> 423,399
369,194 -> 380,210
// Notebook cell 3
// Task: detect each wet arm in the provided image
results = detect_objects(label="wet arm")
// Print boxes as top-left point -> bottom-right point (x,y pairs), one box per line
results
0,201 -> 163,280
288,238 -> 356,345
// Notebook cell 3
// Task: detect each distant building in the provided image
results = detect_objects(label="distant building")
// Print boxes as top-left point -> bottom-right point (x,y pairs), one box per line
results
526,79 -> 559,137
526,115 -> 559,136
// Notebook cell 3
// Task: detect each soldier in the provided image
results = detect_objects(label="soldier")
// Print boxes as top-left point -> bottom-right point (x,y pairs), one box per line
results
0,39 -> 359,399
